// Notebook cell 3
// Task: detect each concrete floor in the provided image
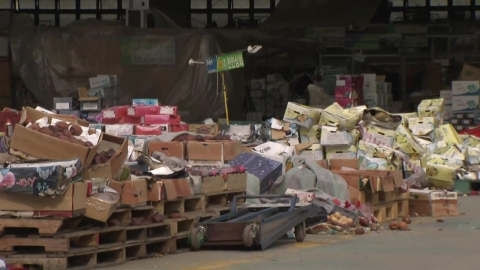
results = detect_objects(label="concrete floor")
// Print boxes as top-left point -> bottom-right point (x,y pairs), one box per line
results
109,196 -> 479,270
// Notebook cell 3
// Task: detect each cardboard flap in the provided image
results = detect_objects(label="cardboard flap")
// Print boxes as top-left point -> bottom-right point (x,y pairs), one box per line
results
78,87 -> 100,101
21,106 -> 89,127
187,142 -> 223,161
295,142 -> 313,154
160,179 -> 178,200
329,159 -> 359,170
98,133 -> 128,177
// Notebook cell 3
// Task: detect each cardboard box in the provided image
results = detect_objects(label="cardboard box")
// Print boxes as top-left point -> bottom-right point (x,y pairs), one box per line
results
105,124 -> 134,136
458,64 -> 480,81
188,124 -> 218,136
297,143 -> 324,161
319,103 -> 366,131
252,141 -> 295,173
417,98 -> 445,118
440,90 -> 452,105
135,125 -> 162,135
409,189 -> 458,217
320,126 -> 353,147
147,180 -> 177,201
187,141 -> 223,166
85,192 -> 119,222
329,158 -> 359,170
451,80 -> 480,96
144,115 -> 180,125
207,140 -> 242,161
331,169 -> 402,192
225,173 -> 247,191
10,123 -> 101,169
127,106 -> 160,117
159,106 -> 178,116
229,152 -> 282,194
170,123 -> 189,132
0,182 -> 87,217
83,134 -> 128,180
54,97 -> 79,111
162,179 -> 192,198
148,141 -> 185,159
102,106 -> 129,119
109,177 -> 148,207
452,95 -> 480,112
89,75 -> 112,89
132,99 -> 159,106
283,102 -> 320,129
78,87 -> 102,111
325,145 -> 357,159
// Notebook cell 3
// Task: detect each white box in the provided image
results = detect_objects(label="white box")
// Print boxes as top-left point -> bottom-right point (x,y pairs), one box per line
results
320,126 -> 353,147
89,75 -> 111,89
444,105 -> 452,120
452,95 -> 480,112
362,74 -> 377,93
451,81 -> 480,96
252,142 -> 295,174
129,0 -> 149,9
439,90 -> 452,105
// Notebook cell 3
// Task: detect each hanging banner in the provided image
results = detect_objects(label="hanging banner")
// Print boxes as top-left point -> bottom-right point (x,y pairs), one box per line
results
206,52 -> 244,73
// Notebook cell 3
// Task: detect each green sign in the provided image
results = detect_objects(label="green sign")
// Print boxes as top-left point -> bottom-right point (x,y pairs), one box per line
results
121,36 -> 175,65
217,52 -> 244,72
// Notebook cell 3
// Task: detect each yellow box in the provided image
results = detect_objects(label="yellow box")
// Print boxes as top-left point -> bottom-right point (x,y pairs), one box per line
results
394,125 -> 426,155
426,154 -> 463,187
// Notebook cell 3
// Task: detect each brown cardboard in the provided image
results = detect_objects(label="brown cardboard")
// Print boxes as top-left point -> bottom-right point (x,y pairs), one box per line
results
329,159 -> 359,170
348,186 -> 360,203
202,175 -> 225,193
0,182 -> 87,212
148,141 -> 185,159
207,140 -> 242,161
84,134 -> 128,180
226,173 -> 247,191
331,170 -> 397,192
317,160 -> 328,169
159,179 -> 178,200
147,181 -> 162,201
10,124 -> 101,169
376,75 -> 386,82
84,195 -> 117,222
78,87 -> 100,102
20,106 -> 89,127
187,141 -> 223,161
459,64 -> 480,80
188,124 -> 218,136
242,146 -> 254,153
295,142 -> 313,155
172,178 -> 192,197
109,178 -> 148,207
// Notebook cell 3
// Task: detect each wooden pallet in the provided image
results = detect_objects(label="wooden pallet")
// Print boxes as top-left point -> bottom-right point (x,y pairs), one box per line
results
204,190 -> 246,208
95,245 -> 126,269
0,229 -> 98,253
164,218 -> 195,237
372,201 -> 399,223
170,235 -> 189,254
150,195 -> 206,216
360,190 -> 397,205
108,205 -> 156,226
145,238 -> 176,255
125,243 -> 147,261
3,249 -> 96,270
0,216 -> 84,236
397,199 -> 409,217
125,222 -> 173,244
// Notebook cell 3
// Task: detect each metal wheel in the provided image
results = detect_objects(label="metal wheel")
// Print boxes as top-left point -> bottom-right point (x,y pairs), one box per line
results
188,227 -> 205,251
243,224 -> 257,248
294,222 -> 306,243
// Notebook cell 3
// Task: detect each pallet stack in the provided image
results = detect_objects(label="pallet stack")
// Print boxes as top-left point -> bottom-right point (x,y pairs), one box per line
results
359,190 -> 410,223
0,188 -> 246,269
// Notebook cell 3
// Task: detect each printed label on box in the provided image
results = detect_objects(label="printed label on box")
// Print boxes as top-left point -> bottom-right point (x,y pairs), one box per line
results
160,107 -> 175,115
103,110 -> 115,118
56,103 -> 70,110
83,103 -> 99,110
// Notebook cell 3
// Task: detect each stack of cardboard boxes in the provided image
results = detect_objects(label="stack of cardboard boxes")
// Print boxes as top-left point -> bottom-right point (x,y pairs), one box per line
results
451,80 -> 479,131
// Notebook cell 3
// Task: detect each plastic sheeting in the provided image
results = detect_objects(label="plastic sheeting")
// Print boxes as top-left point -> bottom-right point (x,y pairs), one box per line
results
5,13 -> 265,122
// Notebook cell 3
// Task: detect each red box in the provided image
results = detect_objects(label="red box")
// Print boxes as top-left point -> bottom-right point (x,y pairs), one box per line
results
159,106 -> 178,116
123,116 -> 142,124
127,106 -> 160,117
144,115 -> 180,125
102,118 -> 122,124
102,106 -> 129,119
135,125 -> 163,135
170,123 -> 189,132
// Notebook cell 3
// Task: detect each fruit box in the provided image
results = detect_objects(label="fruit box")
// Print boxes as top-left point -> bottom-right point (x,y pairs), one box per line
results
83,134 -> 128,180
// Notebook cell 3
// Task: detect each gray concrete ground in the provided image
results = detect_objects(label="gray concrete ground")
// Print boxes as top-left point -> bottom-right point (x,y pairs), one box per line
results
109,196 -> 479,270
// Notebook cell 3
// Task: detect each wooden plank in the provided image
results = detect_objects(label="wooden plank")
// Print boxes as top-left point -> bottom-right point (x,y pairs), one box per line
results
0,217 -> 82,236
205,190 -> 245,208
94,246 -> 125,269
125,243 -> 146,261
145,238 -> 175,255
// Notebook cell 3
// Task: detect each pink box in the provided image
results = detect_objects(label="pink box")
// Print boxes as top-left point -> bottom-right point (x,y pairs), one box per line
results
127,106 -> 160,117
123,116 -> 142,124
159,106 -> 178,116
102,118 -> 122,124
102,106 -> 129,119
335,75 -> 364,108
135,125 -> 163,135
144,115 -> 180,125
170,123 -> 189,132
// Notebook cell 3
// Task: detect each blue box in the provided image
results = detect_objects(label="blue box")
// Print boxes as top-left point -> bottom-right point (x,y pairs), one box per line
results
132,99 -> 159,106
229,152 -> 282,194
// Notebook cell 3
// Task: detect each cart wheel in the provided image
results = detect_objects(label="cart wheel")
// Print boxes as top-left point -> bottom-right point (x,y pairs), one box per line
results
243,224 -> 256,248
294,222 -> 306,243
189,227 -> 205,251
